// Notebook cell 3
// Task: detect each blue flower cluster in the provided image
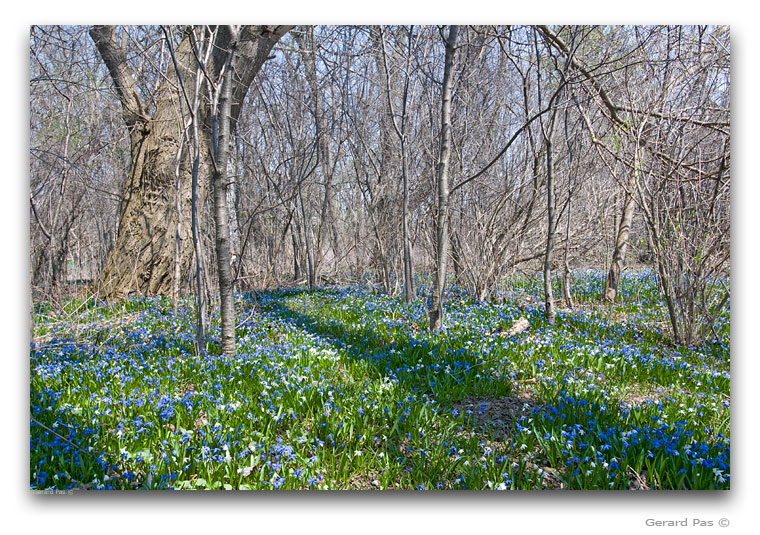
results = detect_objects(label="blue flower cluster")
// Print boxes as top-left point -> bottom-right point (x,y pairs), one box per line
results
30,270 -> 729,490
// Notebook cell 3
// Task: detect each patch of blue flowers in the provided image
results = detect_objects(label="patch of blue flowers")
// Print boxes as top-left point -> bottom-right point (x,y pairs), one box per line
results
30,270 -> 729,490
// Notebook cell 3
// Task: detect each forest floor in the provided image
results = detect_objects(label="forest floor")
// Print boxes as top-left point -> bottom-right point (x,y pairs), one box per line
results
29,270 -> 730,490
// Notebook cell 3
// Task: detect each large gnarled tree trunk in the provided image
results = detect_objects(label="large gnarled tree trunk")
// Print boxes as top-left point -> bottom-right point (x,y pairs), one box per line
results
90,25 -> 292,300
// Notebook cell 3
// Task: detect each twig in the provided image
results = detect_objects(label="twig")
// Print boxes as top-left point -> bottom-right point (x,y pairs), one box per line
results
30,416 -> 97,459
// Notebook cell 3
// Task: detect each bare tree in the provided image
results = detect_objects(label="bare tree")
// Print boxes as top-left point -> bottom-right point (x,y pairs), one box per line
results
428,25 -> 458,331
294,27 -> 340,278
573,26 -> 730,344
30,26 -> 123,304
209,25 -> 241,355
89,25 -> 292,300
374,26 -> 419,303
31,25 -> 729,351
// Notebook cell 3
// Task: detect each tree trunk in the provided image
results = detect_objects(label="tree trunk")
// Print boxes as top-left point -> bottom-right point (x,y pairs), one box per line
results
401,141 -> 416,303
428,25 -> 458,331
562,176 -> 574,308
191,143 -> 208,356
291,213 -> 302,281
543,132 -> 557,324
294,27 -> 339,274
604,188 -> 635,302
211,26 -> 240,356
171,112 -> 186,315
375,26 -> 418,304
562,230 -> 574,308
89,25 -> 292,300
535,29 -> 562,324
298,181 -> 316,289
368,26 -> 400,298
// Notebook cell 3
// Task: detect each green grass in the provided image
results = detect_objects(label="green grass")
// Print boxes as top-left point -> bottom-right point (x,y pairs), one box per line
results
30,270 -> 730,490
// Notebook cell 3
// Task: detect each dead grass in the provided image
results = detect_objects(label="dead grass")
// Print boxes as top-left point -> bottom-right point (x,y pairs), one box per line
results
33,311 -> 141,345
452,392 -> 546,439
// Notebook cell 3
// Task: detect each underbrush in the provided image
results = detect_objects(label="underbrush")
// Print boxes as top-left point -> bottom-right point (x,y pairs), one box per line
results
30,270 -> 730,490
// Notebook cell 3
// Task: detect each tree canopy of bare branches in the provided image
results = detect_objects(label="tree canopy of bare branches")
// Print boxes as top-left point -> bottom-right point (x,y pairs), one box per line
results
30,25 -> 729,345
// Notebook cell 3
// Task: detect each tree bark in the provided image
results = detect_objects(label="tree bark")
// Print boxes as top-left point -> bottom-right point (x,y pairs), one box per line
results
401,135 -> 415,303
428,25 -> 458,331
543,132 -> 557,324
211,26 -> 240,356
89,25 -> 292,300
562,207 -> 575,308
291,224 -> 301,281
298,180 -> 316,289
171,133 -> 183,315
604,188 -> 635,302
190,132 -> 208,356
